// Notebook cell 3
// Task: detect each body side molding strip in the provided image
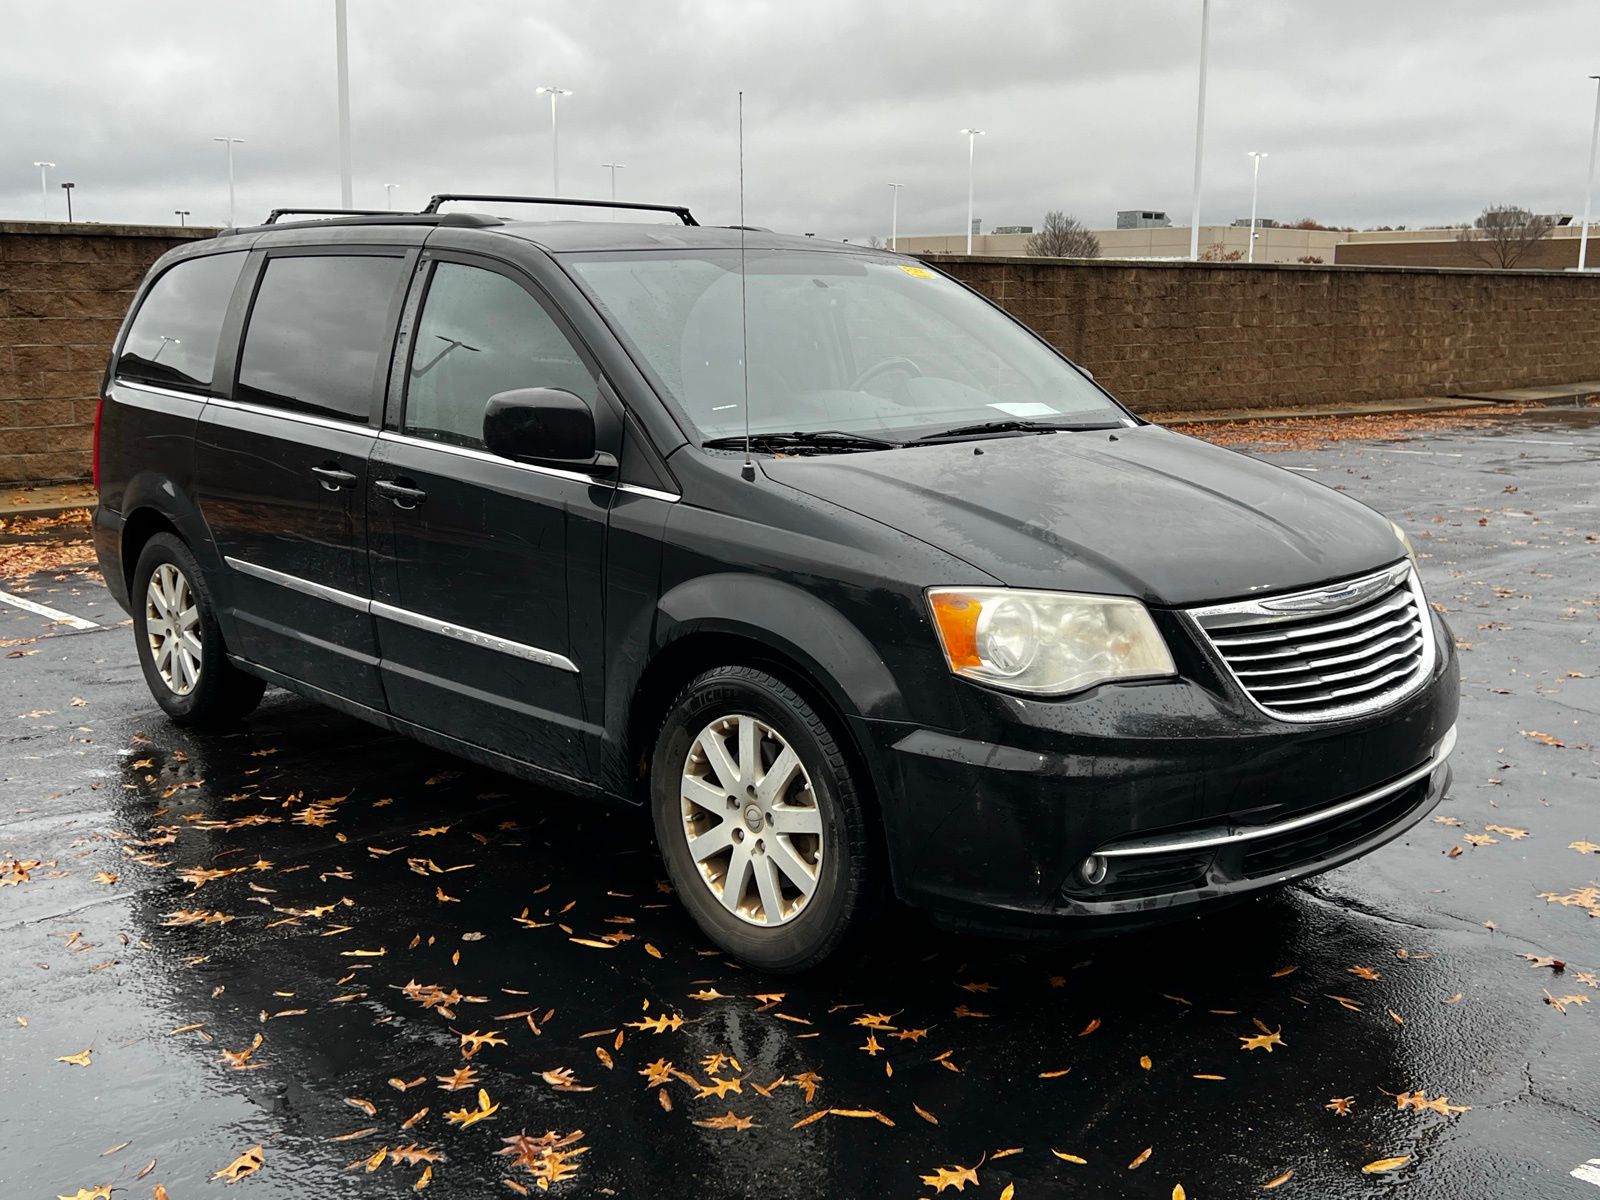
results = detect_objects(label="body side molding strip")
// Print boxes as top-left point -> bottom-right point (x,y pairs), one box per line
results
223,556 -> 578,674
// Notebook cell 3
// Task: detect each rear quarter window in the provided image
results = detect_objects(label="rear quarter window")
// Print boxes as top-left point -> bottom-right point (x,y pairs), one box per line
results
236,254 -> 406,422
116,252 -> 247,392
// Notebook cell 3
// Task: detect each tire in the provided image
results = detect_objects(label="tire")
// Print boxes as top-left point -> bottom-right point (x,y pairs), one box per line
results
131,533 -> 265,727
650,665 -> 872,972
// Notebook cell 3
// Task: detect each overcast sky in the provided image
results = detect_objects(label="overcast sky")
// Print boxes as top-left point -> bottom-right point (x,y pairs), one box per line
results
5,0 -> 1600,239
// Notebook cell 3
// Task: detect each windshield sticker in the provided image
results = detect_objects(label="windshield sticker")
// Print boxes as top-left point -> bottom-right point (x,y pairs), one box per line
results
989,402 -> 1061,417
898,265 -> 936,279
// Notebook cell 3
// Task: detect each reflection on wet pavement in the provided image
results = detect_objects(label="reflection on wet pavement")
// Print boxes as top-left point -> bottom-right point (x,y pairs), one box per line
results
2,409 -> 1597,1199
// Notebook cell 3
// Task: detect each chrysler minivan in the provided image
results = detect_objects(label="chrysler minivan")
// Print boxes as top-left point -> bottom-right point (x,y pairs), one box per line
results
94,195 -> 1459,970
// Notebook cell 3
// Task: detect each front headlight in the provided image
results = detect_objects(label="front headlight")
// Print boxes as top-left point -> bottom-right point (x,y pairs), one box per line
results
926,587 -> 1177,696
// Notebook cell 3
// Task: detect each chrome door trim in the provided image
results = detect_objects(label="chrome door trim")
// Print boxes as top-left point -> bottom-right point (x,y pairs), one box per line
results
1093,724 -> 1457,859
222,556 -> 579,674
370,601 -> 578,673
376,430 -> 680,501
112,377 -> 210,404
223,555 -> 369,612
205,394 -> 370,435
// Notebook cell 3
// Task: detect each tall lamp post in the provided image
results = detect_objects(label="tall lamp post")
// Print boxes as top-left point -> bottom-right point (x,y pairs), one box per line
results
887,182 -> 903,250
536,86 -> 572,195
384,182 -> 400,210
32,161 -> 55,220
960,128 -> 985,254
1189,0 -> 1211,260
602,161 -> 626,199
174,210 -> 191,226
213,136 -> 244,227
60,182 -> 75,223
1579,74 -> 1600,271
1246,150 -> 1268,263
334,0 -> 353,206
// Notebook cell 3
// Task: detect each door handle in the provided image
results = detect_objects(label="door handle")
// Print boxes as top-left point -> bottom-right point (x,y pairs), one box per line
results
373,478 -> 428,510
311,464 -> 358,492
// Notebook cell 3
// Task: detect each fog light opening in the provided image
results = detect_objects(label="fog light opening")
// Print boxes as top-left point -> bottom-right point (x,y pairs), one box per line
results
1080,855 -> 1108,886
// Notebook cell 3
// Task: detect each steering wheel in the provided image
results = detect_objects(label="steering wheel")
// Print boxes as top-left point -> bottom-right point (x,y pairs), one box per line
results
850,356 -> 924,392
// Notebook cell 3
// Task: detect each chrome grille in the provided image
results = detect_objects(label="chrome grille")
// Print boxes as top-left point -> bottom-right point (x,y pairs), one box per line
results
1188,563 -> 1434,722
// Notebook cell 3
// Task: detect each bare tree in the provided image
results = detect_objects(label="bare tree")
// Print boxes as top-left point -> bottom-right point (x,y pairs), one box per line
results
866,235 -> 885,250
1455,205 -> 1554,269
1027,211 -> 1101,258
1199,241 -> 1244,262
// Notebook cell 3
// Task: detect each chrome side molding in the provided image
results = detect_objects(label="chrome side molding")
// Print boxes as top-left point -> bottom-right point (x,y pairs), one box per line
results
223,556 -> 578,674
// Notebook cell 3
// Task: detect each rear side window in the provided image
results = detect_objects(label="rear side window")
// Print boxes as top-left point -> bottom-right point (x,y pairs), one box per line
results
236,255 -> 405,422
117,252 -> 246,392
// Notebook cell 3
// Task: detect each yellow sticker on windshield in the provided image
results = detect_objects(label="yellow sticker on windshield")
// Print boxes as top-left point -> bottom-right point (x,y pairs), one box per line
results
898,265 -> 935,279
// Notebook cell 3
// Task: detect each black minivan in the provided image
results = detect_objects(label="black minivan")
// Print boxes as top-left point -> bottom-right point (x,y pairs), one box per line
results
94,195 -> 1458,970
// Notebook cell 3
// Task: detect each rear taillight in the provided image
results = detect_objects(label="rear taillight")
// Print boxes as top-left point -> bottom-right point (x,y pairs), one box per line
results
91,396 -> 105,491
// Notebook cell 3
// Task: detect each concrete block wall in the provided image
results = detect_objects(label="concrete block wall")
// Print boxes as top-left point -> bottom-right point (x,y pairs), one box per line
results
0,221 -> 214,484
928,256 -> 1600,415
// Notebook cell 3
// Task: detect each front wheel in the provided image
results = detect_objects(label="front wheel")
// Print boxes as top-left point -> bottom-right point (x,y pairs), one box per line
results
132,533 -> 265,727
650,666 -> 872,972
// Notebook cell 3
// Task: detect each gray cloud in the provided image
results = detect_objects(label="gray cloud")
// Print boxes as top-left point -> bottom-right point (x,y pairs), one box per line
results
4,0 -> 1599,240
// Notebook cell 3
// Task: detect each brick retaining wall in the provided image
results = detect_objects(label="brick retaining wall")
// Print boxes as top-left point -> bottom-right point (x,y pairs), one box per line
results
926,255 -> 1600,416
5,223 -> 1600,483
0,221 -> 214,484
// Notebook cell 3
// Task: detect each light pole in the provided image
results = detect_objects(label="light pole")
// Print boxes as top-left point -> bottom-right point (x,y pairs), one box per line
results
602,161 -> 625,204
1580,74 -> 1600,271
60,182 -> 75,223
536,86 -> 572,195
384,182 -> 400,210
32,161 -> 55,220
335,0 -> 353,207
213,137 -> 244,227
1246,151 -> 1268,263
887,182 -> 903,250
960,128 -> 985,254
174,210 -> 190,226
1189,0 -> 1211,260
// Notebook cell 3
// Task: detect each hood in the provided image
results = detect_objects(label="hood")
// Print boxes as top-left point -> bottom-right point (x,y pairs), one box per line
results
760,425 -> 1403,607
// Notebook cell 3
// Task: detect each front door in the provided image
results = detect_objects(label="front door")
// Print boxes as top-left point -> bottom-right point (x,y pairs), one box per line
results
367,255 -> 615,780
195,249 -> 410,711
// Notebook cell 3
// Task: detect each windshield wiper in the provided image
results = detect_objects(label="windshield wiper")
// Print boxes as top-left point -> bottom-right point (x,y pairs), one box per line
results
910,418 -> 1121,443
702,430 -> 900,452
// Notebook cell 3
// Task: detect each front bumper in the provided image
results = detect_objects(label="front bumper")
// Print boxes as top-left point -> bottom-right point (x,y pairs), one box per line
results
862,612 -> 1460,927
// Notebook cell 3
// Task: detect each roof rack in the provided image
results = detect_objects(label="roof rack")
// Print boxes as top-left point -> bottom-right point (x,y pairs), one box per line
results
263,207 -> 392,224
423,193 -> 698,226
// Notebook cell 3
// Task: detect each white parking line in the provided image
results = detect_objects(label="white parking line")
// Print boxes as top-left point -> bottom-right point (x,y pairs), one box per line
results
1378,448 -> 1465,457
1572,1158 -> 1600,1188
1495,438 -> 1579,447
0,590 -> 100,630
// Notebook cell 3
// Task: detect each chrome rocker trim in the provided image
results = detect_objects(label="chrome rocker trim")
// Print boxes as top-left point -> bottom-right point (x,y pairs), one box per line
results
1093,724 -> 1456,860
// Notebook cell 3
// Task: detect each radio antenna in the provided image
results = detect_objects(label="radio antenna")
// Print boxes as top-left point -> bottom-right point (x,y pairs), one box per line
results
738,91 -> 755,482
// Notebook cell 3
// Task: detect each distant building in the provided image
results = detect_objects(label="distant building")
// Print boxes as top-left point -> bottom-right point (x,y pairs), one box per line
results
991,225 -> 1033,235
1117,210 -> 1172,229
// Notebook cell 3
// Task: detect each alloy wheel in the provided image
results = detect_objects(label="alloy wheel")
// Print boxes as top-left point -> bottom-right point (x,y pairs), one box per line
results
145,562 -> 202,696
679,713 -> 824,926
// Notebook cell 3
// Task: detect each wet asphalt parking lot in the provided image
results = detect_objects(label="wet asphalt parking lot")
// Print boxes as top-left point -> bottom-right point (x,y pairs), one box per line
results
2,408 -> 1597,1200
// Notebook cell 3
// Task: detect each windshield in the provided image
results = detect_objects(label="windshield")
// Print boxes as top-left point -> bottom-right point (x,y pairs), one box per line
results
564,249 -> 1128,442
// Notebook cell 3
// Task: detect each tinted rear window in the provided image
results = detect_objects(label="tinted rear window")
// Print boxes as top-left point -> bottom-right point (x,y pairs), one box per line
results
117,252 -> 246,392
236,255 -> 406,422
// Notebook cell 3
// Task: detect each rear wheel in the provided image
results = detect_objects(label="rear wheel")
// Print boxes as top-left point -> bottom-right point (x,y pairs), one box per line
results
132,533 -> 265,727
651,666 -> 871,972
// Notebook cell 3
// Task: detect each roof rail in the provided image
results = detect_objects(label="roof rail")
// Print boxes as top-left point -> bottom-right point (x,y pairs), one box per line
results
263,207 -> 393,224
423,193 -> 698,226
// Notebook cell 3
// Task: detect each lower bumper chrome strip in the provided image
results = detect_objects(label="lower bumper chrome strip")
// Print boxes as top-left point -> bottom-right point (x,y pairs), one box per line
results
1094,724 -> 1456,859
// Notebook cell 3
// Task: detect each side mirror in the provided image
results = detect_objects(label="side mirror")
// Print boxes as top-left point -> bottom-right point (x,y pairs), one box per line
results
483,387 -> 614,472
